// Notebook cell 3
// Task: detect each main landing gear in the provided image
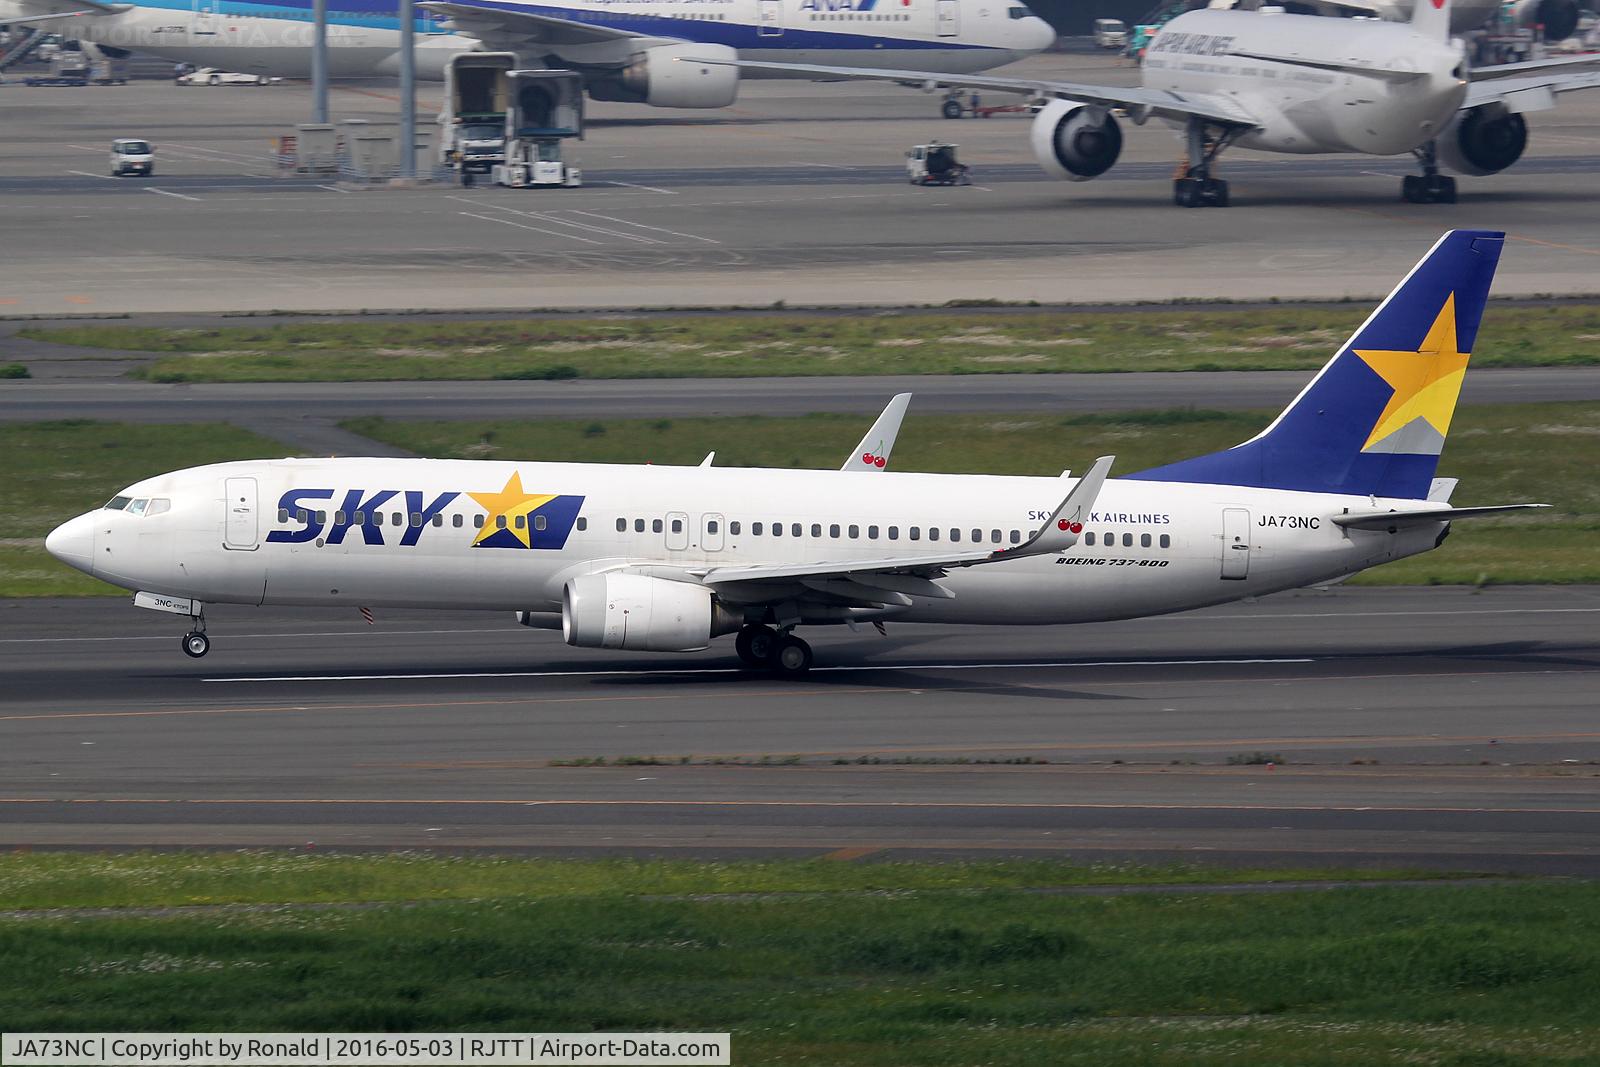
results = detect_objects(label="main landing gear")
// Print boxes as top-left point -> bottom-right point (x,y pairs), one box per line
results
1172,117 -> 1239,208
1402,140 -> 1457,204
735,624 -> 813,677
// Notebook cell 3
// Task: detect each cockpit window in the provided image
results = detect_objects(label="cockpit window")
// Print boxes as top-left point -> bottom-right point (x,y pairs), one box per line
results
1009,6 -> 1033,17
126,498 -> 149,517
104,495 -> 132,511
146,498 -> 172,516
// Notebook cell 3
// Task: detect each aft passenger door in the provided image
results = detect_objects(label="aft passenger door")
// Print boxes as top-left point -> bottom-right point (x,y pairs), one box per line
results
1220,507 -> 1249,580
758,0 -> 783,37
936,0 -> 959,37
223,477 -> 259,550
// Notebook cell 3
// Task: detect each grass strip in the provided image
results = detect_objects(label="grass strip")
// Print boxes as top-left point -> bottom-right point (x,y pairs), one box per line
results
0,856 -> 1594,1065
0,852 -> 1455,911
20,304 -> 1600,382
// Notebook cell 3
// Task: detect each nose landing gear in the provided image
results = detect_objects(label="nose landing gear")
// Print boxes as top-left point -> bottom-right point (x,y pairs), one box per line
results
182,630 -> 210,658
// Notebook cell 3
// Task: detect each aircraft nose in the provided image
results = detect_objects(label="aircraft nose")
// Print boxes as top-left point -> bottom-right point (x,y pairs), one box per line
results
45,512 -> 96,574
1022,15 -> 1058,53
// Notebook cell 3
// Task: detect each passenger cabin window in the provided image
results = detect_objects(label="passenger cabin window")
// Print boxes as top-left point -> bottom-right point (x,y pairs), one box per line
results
534,515 -> 547,531
829,524 -> 840,538
453,514 -> 463,528
971,529 -> 981,543
432,514 -> 444,527
496,516 -> 507,530
888,526 -> 899,540
475,515 -> 485,529
790,523 -> 801,537
410,512 -> 422,527
635,519 -> 646,533
929,528 -> 940,542
772,523 -> 783,537
730,521 -> 741,535
673,518 -> 684,534
910,527 -> 921,541
811,523 -> 822,538
515,515 -> 526,529
653,518 -> 663,533
1085,532 -> 1096,546
753,522 -> 764,535
1141,533 -> 1151,547
616,518 -> 626,532
1123,533 -> 1133,547
1010,530 -> 1021,544
278,508 -> 289,522
1160,534 -> 1170,548
708,520 -> 720,534
991,530 -> 1002,544
848,524 -> 859,538
576,517 -> 587,531
353,511 -> 365,525
869,525 -> 880,539
335,510 -> 347,525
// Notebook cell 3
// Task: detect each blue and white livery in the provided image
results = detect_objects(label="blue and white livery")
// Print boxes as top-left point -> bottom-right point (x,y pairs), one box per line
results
0,0 -> 1055,104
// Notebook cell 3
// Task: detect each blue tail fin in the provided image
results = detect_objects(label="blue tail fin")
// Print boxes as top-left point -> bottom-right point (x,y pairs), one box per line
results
1129,230 -> 1504,500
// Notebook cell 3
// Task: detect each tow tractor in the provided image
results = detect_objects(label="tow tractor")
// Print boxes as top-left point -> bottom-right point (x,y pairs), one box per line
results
906,142 -> 971,186
493,70 -> 583,189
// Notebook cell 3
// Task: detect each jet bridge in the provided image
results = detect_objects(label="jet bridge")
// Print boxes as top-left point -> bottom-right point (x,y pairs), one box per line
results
493,70 -> 584,189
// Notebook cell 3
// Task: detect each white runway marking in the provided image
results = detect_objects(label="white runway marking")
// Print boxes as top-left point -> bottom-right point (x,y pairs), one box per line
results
5,607 -> 1595,646
568,210 -> 720,244
146,187 -> 202,202
66,170 -> 118,181
602,180 -> 677,194
203,658 -> 1316,683
456,210 -> 602,244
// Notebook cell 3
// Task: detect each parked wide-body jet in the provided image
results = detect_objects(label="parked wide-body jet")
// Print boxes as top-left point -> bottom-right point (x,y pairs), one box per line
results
0,0 -> 1055,105
712,0 -> 1600,204
46,231 -> 1543,675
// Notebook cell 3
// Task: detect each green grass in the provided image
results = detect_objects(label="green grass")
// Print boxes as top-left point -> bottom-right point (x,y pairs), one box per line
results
344,401 -> 1600,585
0,855 -> 1595,1064
0,421 -> 287,597
22,304 -> 1600,382
0,852 -> 1450,911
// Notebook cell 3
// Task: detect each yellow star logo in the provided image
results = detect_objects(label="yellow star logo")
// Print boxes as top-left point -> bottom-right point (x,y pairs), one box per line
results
1354,294 -> 1471,452
468,472 -> 556,548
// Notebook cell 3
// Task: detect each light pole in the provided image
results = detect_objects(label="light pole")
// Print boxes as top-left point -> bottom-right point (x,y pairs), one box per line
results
312,0 -> 328,124
399,0 -> 416,179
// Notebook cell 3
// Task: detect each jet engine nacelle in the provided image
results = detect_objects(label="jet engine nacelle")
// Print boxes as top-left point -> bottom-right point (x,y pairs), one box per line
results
563,572 -> 738,652
1438,105 -> 1527,177
1510,0 -> 1581,40
616,43 -> 740,109
1029,99 -> 1123,183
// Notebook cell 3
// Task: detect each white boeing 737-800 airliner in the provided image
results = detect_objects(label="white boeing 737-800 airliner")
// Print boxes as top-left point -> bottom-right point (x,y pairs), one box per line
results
45,231 -> 1543,675
715,0 -> 1600,204
0,0 -> 1054,103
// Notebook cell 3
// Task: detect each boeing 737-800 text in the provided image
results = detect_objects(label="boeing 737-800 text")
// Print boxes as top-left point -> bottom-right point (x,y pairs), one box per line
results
0,0 -> 1054,105
45,231 -> 1543,675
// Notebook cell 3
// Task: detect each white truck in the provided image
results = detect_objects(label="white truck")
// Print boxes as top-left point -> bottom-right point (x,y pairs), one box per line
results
439,52 -> 514,182
1092,18 -> 1129,50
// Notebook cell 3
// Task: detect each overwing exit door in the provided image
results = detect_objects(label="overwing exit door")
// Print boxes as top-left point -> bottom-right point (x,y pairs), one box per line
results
936,0 -> 959,37
1220,507 -> 1249,580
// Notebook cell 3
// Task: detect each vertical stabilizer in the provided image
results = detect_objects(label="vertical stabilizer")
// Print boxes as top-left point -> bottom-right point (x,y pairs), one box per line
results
1129,230 -> 1503,500
1411,0 -> 1452,43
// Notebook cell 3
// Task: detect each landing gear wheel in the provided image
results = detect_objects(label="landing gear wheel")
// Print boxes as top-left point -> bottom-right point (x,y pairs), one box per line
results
1204,177 -> 1229,207
941,99 -> 964,120
1401,173 -> 1457,204
735,625 -> 777,667
767,635 -> 813,676
182,631 -> 210,658
1173,178 -> 1200,207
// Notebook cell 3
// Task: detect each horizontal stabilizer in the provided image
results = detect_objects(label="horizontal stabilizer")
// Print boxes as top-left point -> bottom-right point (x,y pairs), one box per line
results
1333,503 -> 1549,529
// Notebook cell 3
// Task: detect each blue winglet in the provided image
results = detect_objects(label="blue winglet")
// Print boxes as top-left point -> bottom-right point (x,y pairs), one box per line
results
1128,230 -> 1504,500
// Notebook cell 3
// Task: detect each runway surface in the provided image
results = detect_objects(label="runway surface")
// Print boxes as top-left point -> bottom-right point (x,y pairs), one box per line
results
3,54 -> 1600,314
6,368 -> 1599,427
4,586 -> 1598,873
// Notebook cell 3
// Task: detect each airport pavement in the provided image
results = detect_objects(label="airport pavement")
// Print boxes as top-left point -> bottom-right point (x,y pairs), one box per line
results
3,585 -> 1598,873
2,55 -> 1599,315
5,368 -> 1599,430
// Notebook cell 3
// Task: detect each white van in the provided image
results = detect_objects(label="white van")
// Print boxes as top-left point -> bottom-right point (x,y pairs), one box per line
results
1093,18 -> 1129,49
111,138 -> 154,177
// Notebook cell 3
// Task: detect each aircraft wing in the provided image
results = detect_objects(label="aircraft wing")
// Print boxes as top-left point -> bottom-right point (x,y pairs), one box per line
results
1469,53 -> 1600,81
2,0 -> 122,17
1464,67 -> 1600,111
693,59 -> 1261,128
419,1 -> 675,47
1332,503 -> 1549,529
843,393 -> 912,472
694,456 -> 1114,593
